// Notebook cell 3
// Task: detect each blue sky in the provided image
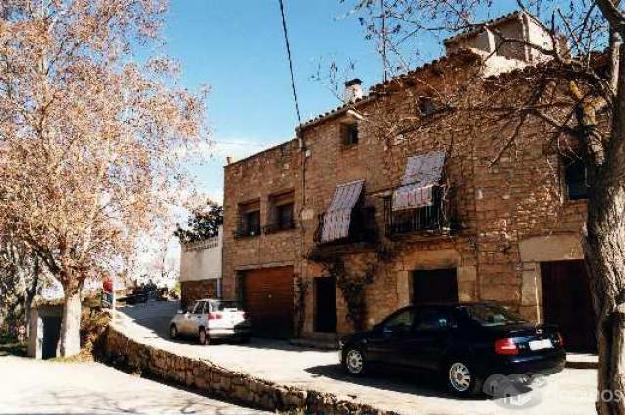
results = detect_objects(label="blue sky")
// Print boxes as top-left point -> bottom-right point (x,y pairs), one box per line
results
161,0 -> 519,202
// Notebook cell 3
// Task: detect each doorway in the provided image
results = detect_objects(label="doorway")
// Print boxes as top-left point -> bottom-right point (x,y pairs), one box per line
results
412,268 -> 458,304
42,316 -> 61,360
541,260 -> 597,353
314,277 -> 337,333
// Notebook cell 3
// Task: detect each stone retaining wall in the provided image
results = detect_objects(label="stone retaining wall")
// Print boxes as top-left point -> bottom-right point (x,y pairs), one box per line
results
101,326 -> 397,415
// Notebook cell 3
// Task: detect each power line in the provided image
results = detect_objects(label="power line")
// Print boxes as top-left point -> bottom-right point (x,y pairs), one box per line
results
278,0 -> 302,125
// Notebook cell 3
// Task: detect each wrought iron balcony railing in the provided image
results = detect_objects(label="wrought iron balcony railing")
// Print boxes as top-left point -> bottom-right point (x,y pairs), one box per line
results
234,223 -> 261,238
384,185 -> 454,237
262,220 -> 296,234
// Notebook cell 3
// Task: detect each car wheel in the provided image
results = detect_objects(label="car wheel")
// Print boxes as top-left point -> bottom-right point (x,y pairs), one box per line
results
169,324 -> 178,339
342,346 -> 366,376
198,328 -> 209,345
446,360 -> 482,396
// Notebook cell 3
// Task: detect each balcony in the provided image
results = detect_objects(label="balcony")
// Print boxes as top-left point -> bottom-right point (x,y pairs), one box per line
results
262,219 -> 296,234
234,223 -> 261,239
384,185 -> 454,238
313,206 -> 377,246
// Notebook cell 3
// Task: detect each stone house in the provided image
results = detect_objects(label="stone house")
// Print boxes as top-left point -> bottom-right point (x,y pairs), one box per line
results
222,11 -> 596,352
179,225 -> 223,308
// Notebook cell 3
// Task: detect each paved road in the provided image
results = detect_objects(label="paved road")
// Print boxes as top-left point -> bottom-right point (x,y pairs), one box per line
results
0,355 -> 268,415
117,301 -> 598,415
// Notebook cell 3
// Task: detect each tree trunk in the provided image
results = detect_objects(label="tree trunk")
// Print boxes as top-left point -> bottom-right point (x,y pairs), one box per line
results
584,126 -> 625,415
57,291 -> 81,357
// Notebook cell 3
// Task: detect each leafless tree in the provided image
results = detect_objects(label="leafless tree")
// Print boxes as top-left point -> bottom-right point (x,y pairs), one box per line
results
0,1 -> 208,356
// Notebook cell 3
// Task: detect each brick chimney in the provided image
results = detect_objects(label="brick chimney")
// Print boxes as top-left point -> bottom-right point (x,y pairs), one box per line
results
343,79 -> 363,104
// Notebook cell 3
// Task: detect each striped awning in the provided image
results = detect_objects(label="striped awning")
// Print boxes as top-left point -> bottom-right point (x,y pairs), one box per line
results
321,179 -> 364,243
392,151 -> 445,211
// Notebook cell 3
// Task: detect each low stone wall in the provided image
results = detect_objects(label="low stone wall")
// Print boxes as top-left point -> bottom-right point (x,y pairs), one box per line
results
101,326 -> 397,414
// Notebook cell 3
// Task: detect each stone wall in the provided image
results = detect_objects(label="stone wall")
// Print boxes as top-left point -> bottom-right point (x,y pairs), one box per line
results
101,326 -> 398,415
180,279 -> 219,310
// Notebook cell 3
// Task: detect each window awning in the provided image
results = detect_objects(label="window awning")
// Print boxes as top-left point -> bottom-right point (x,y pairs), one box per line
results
392,151 -> 445,211
321,179 -> 364,243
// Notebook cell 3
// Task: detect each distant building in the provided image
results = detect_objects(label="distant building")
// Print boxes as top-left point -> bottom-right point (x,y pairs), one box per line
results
179,225 -> 223,308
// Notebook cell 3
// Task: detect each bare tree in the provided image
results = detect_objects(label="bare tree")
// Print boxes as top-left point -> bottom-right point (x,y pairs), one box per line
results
343,1 -> 625,413
0,1 -> 208,356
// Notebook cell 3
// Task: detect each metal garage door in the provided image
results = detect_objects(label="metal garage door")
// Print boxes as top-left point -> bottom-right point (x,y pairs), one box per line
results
244,267 -> 294,339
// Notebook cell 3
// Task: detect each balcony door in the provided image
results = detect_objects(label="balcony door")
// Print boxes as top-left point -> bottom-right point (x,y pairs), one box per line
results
412,268 -> 458,304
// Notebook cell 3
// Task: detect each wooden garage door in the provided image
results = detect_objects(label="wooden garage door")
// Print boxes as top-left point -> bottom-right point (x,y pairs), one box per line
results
244,267 -> 294,339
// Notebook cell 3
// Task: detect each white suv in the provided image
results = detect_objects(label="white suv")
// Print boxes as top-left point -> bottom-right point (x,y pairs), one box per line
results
169,299 -> 251,345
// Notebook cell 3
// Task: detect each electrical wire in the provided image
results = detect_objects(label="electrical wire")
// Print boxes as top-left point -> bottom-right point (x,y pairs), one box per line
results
278,0 -> 302,125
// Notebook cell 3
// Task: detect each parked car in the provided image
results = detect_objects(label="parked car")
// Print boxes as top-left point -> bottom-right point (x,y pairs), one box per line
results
339,302 -> 565,396
169,299 -> 251,345
123,288 -> 148,304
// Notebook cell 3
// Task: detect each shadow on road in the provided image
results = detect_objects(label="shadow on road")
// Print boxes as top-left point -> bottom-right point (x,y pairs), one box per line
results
305,363 -> 469,399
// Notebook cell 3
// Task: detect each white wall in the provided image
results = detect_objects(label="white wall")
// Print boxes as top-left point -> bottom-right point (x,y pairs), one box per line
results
179,226 -> 222,282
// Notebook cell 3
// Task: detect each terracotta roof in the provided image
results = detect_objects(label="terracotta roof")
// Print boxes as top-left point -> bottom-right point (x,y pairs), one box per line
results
297,48 -> 482,130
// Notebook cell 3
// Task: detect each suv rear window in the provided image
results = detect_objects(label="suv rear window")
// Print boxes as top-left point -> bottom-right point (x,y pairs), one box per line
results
211,300 -> 241,311
463,304 -> 526,327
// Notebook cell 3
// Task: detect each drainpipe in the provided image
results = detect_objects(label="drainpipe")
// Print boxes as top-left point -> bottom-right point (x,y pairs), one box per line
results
296,126 -> 308,338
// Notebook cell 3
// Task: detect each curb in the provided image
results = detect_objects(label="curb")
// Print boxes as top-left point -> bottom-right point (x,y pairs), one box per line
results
100,326 -> 399,415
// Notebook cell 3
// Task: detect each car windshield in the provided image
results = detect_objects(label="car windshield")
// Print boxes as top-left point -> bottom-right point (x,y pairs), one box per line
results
464,304 -> 527,327
212,300 -> 241,311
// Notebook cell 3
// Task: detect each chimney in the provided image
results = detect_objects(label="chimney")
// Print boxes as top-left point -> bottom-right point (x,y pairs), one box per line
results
226,156 -> 233,165
343,78 -> 363,104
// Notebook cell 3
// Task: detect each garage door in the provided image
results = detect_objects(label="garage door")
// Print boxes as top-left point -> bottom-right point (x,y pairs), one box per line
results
244,267 -> 294,339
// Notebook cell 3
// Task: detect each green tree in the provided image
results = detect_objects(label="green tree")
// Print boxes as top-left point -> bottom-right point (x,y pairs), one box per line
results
174,201 -> 224,243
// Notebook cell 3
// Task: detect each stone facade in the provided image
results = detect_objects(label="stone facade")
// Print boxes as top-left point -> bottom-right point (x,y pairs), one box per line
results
222,19 -> 589,339
180,279 -> 219,310
102,326 -> 397,414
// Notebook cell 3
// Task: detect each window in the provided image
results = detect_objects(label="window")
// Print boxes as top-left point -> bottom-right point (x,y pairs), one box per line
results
277,203 -> 294,228
565,158 -> 589,200
191,301 -> 206,314
265,191 -> 295,233
463,304 -> 527,327
341,122 -> 359,146
415,308 -> 453,331
418,96 -> 437,116
237,200 -> 261,237
381,308 -> 415,333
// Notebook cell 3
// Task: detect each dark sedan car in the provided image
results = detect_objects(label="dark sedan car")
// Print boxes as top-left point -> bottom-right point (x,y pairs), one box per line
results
339,302 -> 565,396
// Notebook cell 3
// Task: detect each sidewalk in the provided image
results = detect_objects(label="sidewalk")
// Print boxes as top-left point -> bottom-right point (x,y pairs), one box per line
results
0,355 -> 267,414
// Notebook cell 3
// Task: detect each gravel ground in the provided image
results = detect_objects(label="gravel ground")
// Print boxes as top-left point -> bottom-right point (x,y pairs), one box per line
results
116,301 -> 598,415
0,354 -> 269,415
